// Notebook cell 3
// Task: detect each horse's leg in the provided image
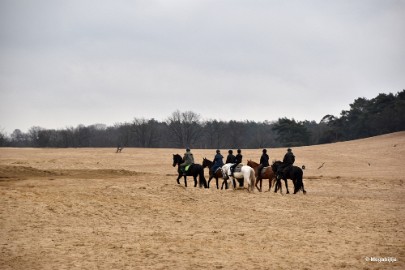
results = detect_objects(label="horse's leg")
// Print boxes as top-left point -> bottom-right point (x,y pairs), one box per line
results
302,181 -> 306,194
184,176 -> 187,187
229,177 -> 235,189
216,177 -> 219,189
244,175 -> 252,191
284,179 -> 289,194
255,177 -> 260,191
221,179 -> 227,190
176,174 -> 181,185
274,179 -> 282,194
194,175 -> 198,187
247,178 -> 251,192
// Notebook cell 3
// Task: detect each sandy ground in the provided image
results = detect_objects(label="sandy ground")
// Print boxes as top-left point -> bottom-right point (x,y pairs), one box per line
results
1,132 -> 404,269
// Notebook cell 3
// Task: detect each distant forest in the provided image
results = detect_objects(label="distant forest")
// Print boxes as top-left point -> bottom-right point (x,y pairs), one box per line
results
1,90 -> 404,148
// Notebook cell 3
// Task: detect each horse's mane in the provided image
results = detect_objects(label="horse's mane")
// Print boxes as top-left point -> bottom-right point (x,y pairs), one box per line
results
202,158 -> 213,169
247,160 -> 259,166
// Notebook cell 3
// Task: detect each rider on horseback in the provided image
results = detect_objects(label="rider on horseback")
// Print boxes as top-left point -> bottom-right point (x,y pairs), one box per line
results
180,148 -> 194,176
212,149 -> 224,176
276,148 -> 295,180
226,149 -> 236,164
235,149 -> 242,164
229,149 -> 243,177
226,149 -> 236,177
257,149 -> 269,182
231,149 -> 243,186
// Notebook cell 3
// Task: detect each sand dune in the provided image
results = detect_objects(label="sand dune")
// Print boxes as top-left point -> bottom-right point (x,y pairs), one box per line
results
1,132 -> 404,269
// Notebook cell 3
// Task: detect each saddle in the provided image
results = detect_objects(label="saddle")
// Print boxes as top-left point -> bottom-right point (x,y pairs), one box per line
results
213,167 -> 222,174
182,164 -> 192,173
234,163 -> 243,173
260,166 -> 269,176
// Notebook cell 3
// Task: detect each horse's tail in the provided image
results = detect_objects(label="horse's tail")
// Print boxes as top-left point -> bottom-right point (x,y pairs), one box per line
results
294,169 -> 304,193
250,168 -> 256,192
199,166 -> 208,188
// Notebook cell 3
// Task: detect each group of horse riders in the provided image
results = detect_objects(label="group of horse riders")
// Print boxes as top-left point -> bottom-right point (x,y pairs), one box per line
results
179,147 -> 296,181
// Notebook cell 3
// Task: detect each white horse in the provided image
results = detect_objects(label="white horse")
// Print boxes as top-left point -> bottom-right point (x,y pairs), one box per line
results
221,163 -> 256,192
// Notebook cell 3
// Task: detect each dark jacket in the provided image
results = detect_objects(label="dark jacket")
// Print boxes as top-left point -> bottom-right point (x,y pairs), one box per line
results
226,154 -> 236,164
283,152 -> 295,165
260,153 -> 269,167
212,153 -> 224,171
235,154 -> 242,164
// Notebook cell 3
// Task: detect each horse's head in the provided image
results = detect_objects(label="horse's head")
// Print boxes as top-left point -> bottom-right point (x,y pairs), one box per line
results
202,157 -> 212,168
271,160 -> 282,171
247,160 -> 258,168
172,154 -> 182,167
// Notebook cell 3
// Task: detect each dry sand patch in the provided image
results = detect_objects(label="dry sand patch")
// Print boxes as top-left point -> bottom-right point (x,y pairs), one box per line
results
1,132 -> 404,269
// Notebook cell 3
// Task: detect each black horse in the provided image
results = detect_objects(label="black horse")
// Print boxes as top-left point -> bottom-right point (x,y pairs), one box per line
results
172,154 -> 207,188
271,161 -> 306,194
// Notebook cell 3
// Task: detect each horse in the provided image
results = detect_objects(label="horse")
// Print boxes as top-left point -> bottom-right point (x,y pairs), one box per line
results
172,154 -> 207,188
271,160 -> 306,194
247,160 -> 276,192
202,158 -> 225,189
202,158 -> 236,189
221,163 -> 256,192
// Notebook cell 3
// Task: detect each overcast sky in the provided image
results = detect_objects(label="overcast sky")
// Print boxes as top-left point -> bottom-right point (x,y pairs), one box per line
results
1,0 -> 404,134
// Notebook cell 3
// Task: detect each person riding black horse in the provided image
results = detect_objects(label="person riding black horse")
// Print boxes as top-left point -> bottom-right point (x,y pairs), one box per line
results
180,148 -> 194,176
276,148 -> 295,180
257,148 -> 269,182
211,149 -> 224,176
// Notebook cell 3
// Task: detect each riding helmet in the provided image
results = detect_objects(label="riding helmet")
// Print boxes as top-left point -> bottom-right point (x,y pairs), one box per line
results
237,149 -> 241,153
228,149 -> 233,154
216,149 -> 220,154
262,149 -> 267,153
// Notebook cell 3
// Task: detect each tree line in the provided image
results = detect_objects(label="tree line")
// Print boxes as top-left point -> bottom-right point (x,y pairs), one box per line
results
1,90 -> 404,148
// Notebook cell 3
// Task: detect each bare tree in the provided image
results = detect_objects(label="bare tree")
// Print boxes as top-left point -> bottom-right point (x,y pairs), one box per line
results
0,127 -> 8,146
167,110 -> 202,148
202,120 -> 226,149
131,118 -> 160,147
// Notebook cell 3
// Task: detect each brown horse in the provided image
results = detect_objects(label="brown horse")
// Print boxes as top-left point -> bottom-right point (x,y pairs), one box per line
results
247,160 -> 276,192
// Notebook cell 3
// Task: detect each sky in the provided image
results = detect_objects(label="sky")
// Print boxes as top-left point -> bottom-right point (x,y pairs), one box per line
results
1,0 -> 404,134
